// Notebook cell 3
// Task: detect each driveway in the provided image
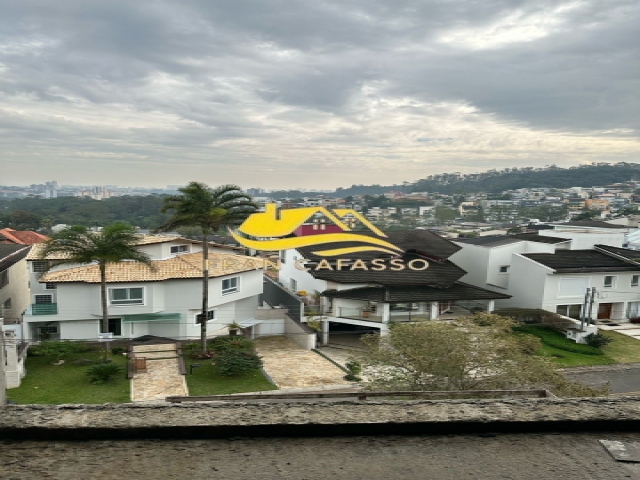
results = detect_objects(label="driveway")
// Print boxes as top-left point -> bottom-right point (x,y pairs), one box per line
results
563,363 -> 640,394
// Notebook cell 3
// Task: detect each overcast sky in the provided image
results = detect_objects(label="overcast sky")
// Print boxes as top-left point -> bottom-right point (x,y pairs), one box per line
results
1,0 -> 639,189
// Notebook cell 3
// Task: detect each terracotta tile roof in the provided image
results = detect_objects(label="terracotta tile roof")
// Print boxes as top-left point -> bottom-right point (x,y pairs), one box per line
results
0,228 -> 48,245
40,252 -> 263,283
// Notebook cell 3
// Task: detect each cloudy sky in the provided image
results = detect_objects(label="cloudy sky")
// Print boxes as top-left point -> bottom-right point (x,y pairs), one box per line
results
1,0 -> 639,189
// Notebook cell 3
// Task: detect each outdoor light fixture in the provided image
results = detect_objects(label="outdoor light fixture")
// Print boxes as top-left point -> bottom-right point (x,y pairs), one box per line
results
190,363 -> 201,375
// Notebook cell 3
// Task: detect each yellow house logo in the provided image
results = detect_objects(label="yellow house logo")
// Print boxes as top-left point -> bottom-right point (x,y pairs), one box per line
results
229,203 -> 404,257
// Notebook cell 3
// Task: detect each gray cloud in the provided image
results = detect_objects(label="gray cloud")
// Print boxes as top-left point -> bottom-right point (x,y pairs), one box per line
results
0,0 -> 638,188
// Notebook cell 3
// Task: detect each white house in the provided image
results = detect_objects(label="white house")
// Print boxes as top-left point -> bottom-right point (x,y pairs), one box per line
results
22,236 -> 264,341
452,233 -> 640,322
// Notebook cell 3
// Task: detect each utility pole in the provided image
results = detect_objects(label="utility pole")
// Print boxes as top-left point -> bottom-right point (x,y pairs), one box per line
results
587,287 -> 596,325
0,318 -> 6,407
580,288 -> 590,332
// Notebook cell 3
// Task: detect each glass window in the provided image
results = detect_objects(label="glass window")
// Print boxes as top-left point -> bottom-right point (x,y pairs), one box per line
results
34,294 -> 53,304
109,287 -> 144,305
195,309 -> 215,324
499,266 -> 509,273
222,277 -> 239,295
556,304 -> 582,319
45,282 -> 57,290
0,270 -> 8,289
170,245 -> 190,254
632,275 -> 640,287
604,276 -> 616,288
290,278 -> 297,292
32,261 -> 49,273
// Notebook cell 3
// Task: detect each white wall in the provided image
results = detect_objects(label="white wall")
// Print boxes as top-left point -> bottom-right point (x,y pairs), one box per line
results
497,254 -> 552,309
278,248 -> 329,295
0,256 -> 30,323
539,230 -> 625,249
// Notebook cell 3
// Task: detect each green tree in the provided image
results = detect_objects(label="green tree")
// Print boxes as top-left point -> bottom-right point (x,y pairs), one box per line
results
157,182 -> 257,352
435,206 -> 457,225
353,314 -> 607,397
38,224 -> 153,336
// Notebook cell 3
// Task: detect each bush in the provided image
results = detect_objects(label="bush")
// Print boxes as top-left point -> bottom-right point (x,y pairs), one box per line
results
110,347 -> 126,355
30,341 -> 87,361
85,363 -> 125,384
208,336 -> 254,352
584,333 -> 613,349
344,361 -> 362,382
513,326 -> 604,355
494,308 -> 572,331
213,349 -> 263,377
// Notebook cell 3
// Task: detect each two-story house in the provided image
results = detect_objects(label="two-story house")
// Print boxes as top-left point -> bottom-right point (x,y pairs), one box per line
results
22,236 -> 262,341
452,232 -> 640,322
0,244 -> 31,325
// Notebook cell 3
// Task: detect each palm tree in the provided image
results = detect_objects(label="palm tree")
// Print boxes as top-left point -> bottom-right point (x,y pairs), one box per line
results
38,223 -> 153,336
157,182 -> 257,352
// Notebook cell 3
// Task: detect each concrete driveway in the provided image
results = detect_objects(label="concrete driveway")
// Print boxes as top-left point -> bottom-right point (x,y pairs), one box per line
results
563,363 -> 640,394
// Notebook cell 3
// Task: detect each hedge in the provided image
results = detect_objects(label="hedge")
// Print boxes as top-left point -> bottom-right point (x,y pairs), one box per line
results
513,325 -> 604,356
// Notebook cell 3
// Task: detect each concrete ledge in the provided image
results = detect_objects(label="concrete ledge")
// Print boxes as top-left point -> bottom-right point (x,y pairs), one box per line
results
3,396 -> 640,439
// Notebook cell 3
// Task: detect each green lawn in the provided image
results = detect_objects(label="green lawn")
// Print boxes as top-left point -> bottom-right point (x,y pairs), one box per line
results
536,344 -> 616,367
7,351 -> 130,404
185,363 -> 277,396
600,330 -> 640,363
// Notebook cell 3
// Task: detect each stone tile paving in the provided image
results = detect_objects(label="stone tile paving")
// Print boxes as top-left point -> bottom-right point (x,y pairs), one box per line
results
131,343 -> 188,402
255,336 -> 350,389
599,324 -> 640,340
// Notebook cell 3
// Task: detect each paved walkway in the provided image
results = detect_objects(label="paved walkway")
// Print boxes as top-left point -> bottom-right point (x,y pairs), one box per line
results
598,322 -> 640,341
255,336 -> 350,389
130,343 -> 188,402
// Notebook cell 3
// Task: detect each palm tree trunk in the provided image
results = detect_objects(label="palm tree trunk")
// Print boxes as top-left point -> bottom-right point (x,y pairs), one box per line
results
99,263 -> 109,362
200,230 -> 209,353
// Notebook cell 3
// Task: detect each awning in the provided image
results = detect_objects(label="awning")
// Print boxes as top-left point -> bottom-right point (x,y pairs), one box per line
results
122,313 -> 181,323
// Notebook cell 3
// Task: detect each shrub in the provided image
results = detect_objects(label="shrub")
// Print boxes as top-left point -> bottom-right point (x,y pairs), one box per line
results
85,363 -> 124,384
513,326 -> 604,355
584,333 -> 613,349
213,349 -> 263,377
110,347 -> 126,355
209,336 -> 254,352
30,341 -> 87,361
344,361 -> 362,382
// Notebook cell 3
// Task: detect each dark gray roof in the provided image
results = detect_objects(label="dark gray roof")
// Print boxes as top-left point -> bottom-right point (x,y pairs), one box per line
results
555,220 -> 629,229
0,245 -> 30,272
323,282 -> 510,302
594,245 -> 640,262
523,250 -> 640,273
297,230 -> 461,262
311,255 -> 466,288
455,233 -> 569,247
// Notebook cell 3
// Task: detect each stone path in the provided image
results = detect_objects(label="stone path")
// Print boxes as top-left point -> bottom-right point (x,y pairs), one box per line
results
255,336 -> 350,389
130,343 -> 188,402
598,323 -> 640,341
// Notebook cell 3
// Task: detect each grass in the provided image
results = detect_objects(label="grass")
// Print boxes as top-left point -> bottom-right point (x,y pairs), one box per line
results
514,325 -> 617,368
7,350 -> 130,404
600,330 -> 640,363
185,363 -> 277,396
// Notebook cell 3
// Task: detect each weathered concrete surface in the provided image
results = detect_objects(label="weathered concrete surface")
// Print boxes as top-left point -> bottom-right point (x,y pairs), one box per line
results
131,343 -> 187,402
2,433 -> 640,479
3,397 -> 640,439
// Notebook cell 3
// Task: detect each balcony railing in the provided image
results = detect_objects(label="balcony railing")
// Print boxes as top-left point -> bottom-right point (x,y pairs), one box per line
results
31,303 -> 58,315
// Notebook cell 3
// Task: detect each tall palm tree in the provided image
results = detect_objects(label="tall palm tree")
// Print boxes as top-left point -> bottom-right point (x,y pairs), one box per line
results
157,182 -> 257,352
38,223 -> 153,336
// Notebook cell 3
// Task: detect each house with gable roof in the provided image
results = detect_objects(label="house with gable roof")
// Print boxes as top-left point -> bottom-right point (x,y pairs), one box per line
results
22,235 -> 265,341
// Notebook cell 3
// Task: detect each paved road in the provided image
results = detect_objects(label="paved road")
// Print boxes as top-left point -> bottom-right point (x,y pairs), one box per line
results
2,433 -> 640,479
564,366 -> 640,394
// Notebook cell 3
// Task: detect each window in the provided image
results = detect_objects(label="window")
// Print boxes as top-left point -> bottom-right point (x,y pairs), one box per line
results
108,318 -> 122,336
222,277 -> 239,295
45,282 -> 57,290
1,298 -> 11,315
34,294 -> 53,304
627,302 -> 640,319
499,266 -> 509,273
32,261 -> 49,273
558,277 -> 589,297
290,278 -> 298,292
280,250 -> 286,264
38,325 -> 58,334
556,304 -> 582,320
632,275 -> 640,287
170,245 -> 190,255
0,270 -> 7,289
195,309 -> 215,324
604,276 -> 616,288
109,287 -> 144,305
